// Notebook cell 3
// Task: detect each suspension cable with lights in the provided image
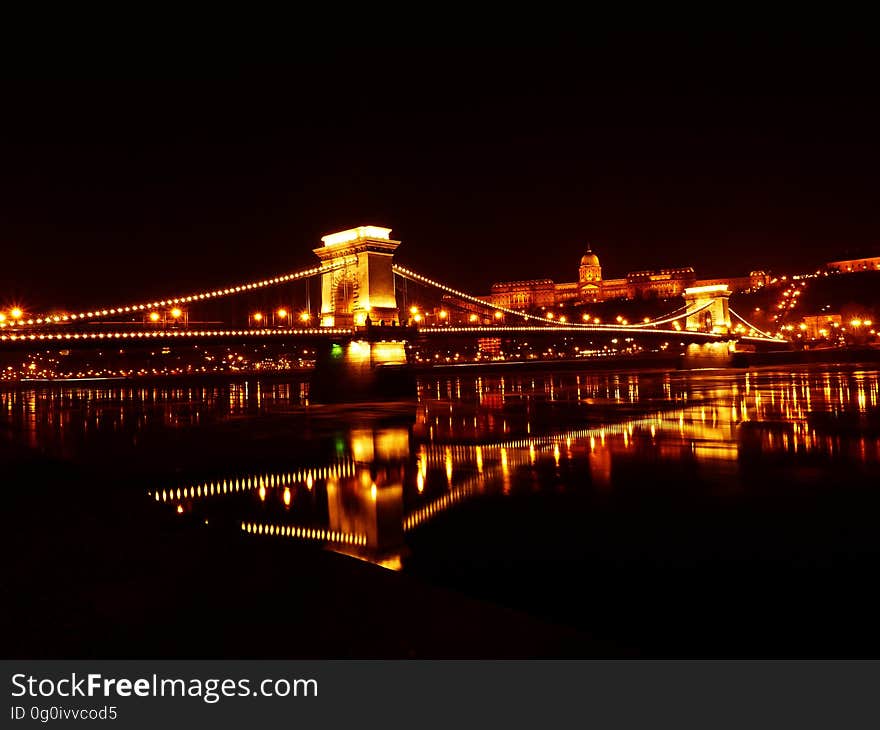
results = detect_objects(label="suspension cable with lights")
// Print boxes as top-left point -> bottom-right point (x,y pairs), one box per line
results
393,264 -> 708,330
2,258 -> 354,329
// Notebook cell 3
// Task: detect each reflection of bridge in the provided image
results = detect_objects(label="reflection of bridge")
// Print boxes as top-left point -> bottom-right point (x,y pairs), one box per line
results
1,225 -> 785,388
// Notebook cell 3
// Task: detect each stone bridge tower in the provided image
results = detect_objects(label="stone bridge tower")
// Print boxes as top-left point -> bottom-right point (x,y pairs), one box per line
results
313,226 -> 401,327
683,284 -> 732,334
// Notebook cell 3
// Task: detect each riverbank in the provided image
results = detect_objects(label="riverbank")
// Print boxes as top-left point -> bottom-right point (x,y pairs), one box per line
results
3,346 -> 880,389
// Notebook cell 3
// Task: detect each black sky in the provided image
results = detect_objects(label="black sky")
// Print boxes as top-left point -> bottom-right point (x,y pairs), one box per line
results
2,40 -> 880,311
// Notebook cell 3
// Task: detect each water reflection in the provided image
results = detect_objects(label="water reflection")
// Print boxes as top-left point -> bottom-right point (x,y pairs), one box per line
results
89,367 -> 880,570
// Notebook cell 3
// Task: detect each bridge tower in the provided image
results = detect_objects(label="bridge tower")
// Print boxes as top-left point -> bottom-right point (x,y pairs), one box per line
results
683,284 -> 731,334
313,226 -> 401,327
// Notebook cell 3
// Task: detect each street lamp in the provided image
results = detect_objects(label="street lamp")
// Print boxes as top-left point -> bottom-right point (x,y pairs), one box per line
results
10,307 -> 23,320
299,311 -> 311,323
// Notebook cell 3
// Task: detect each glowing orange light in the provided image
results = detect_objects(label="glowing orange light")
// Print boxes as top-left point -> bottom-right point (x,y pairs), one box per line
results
494,311 -> 503,320
438,310 -> 448,319
170,307 -> 182,319
283,487 -> 291,506
149,312 -> 160,322
413,313 -> 423,323
851,319 -> 862,328
469,313 -> 478,323
276,308 -> 288,319
10,308 -> 23,320
299,311 -> 310,322
409,306 -> 419,315
253,312 -> 263,322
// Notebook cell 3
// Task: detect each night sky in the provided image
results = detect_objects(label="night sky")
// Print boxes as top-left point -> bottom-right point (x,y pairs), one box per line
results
2,40 -> 880,311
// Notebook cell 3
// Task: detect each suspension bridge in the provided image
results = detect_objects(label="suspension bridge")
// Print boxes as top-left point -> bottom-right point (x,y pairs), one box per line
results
0,225 -> 786,391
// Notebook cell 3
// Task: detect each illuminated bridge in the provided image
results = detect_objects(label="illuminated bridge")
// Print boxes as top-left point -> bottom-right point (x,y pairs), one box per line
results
0,225 -> 785,387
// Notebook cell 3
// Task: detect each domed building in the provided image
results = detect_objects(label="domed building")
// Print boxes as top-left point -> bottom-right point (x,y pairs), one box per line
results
484,240 -> 764,310
578,244 -> 603,302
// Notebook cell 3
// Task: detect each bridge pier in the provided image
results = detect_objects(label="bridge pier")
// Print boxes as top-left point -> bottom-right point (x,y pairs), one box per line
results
309,339 -> 416,403
680,340 -> 736,368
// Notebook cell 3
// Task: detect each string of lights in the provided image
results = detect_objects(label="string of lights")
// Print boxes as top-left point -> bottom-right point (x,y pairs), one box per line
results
0,327 -> 354,343
728,308 -> 783,340
2,258 -> 354,329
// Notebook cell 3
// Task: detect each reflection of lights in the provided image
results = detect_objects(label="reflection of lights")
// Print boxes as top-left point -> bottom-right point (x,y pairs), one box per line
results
176,504 -> 183,514
417,473 -> 424,492
306,474 -> 313,490
370,482 -> 377,501
475,446 -> 483,473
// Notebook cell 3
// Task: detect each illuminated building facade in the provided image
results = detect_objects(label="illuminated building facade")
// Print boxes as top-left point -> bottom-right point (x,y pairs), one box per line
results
825,256 -> 880,273
487,244 -> 769,309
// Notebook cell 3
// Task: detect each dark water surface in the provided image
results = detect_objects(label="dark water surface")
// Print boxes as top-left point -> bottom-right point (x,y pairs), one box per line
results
4,366 -> 880,656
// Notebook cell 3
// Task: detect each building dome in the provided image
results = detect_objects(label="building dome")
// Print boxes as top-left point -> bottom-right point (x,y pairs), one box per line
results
580,244 -> 600,267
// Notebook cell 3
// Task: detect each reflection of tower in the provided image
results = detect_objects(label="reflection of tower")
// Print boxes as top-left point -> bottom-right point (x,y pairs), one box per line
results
326,427 -> 409,562
578,243 -> 602,303
588,445 -> 612,490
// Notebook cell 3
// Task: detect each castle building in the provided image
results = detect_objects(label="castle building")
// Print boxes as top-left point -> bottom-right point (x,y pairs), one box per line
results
487,244 -> 768,309
825,255 -> 880,273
